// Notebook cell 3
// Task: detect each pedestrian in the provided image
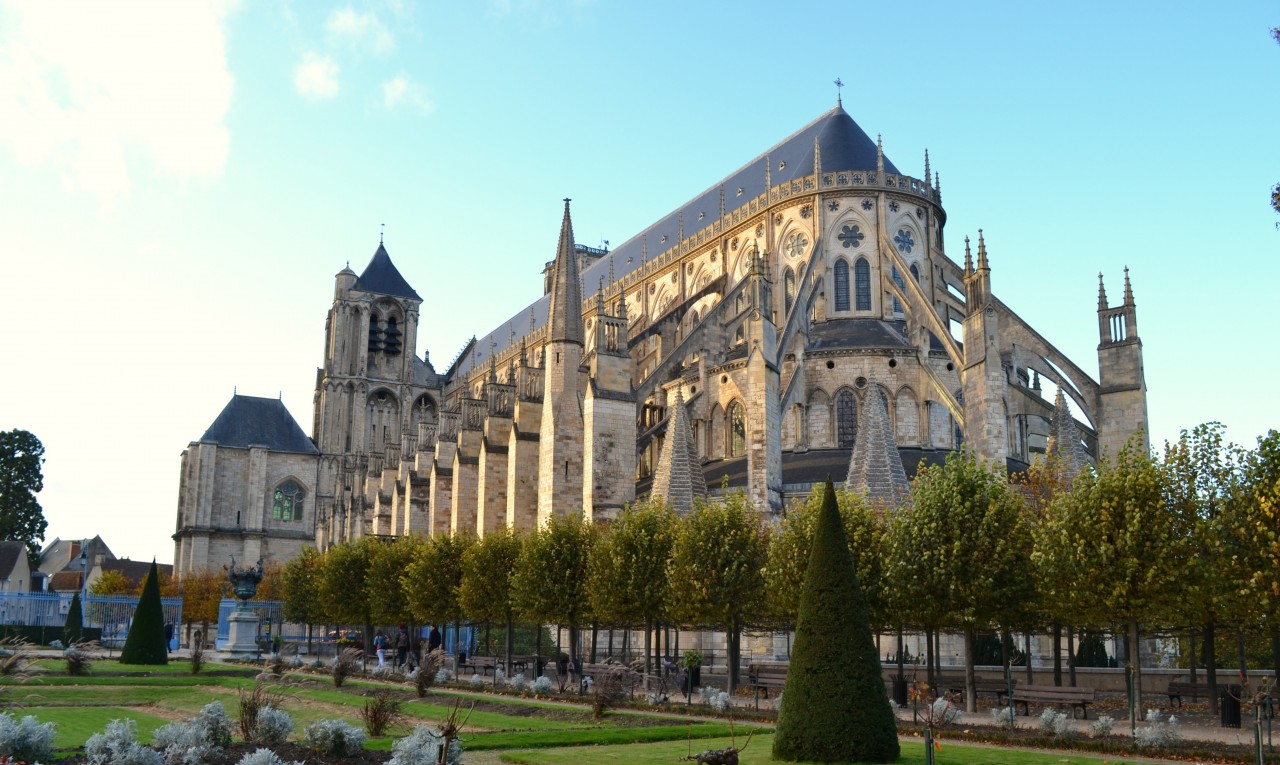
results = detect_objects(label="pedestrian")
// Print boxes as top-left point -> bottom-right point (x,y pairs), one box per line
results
395,625 -> 409,668
373,629 -> 388,668
428,624 -> 442,653
164,621 -> 174,653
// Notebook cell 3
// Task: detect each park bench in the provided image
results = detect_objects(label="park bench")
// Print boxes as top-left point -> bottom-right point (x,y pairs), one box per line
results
457,655 -> 499,677
748,663 -> 789,709
938,675 -> 1018,702
1011,684 -> 1097,719
1166,680 -> 1208,707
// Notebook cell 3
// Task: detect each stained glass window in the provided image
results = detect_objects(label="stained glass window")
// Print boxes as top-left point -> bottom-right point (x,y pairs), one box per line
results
892,266 -> 905,314
854,257 -> 871,311
272,481 -> 304,521
834,259 -> 850,312
836,389 -> 858,448
894,229 -> 915,254
729,402 -> 746,458
784,268 -> 796,315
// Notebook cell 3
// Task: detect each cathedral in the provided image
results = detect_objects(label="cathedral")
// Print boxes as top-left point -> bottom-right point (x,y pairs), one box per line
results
172,101 -> 1148,574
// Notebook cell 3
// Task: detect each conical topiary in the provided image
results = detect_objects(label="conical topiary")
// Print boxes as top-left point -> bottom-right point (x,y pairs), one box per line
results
773,477 -> 899,762
64,592 -> 83,645
119,560 -> 168,665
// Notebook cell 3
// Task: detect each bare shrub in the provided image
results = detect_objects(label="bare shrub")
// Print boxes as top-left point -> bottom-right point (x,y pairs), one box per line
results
359,690 -> 403,737
65,640 -> 101,676
332,647 -> 362,688
0,637 -> 35,678
589,665 -> 638,720
190,636 -> 205,675
237,681 -> 287,742
414,648 -> 445,698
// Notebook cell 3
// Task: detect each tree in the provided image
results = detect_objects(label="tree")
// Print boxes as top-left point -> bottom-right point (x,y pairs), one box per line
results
282,547 -> 325,648
1034,437 -> 1188,725
319,539 -> 378,653
666,492 -> 767,694
89,569 -> 132,596
0,430 -> 49,566
178,569 -> 226,644
587,497 -> 676,678
119,560 -> 169,665
885,451 -> 1033,712
252,561 -> 285,601
1226,429 -> 1280,678
64,592 -> 83,644
459,529 -> 523,675
773,479 -> 899,762
512,514 -> 595,664
404,533 -> 473,634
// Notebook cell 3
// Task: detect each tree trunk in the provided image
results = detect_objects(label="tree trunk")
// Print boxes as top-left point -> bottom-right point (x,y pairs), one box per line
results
1052,623 -> 1062,686
1067,626 -> 1077,687
727,623 -> 741,695
963,626 -> 977,713
1206,622 -> 1220,715
1024,633 -> 1034,686
1128,618 -> 1143,726
1001,626 -> 1015,706
505,616 -> 514,679
1188,630 -> 1197,684
925,626 -> 935,689
607,627 -> 614,660
896,625 -> 905,682
1236,629 -> 1248,678
590,621 -> 598,663
642,617 -> 652,687
1271,624 -> 1280,681
535,628 -> 542,677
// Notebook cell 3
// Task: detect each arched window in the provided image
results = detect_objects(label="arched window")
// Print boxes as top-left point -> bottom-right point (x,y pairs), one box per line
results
783,268 -> 796,315
272,480 -> 304,521
891,266 -> 905,314
383,316 -> 401,354
854,257 -> 871,311
909,263 -> 920,282
367,312 -> 383,353
836,389 -> 858,448
833,259 -> 850,312
729,402 -> 746,458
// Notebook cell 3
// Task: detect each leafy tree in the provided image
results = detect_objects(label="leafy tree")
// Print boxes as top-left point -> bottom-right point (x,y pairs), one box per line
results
1034,437 -> 1188,725
773,479 -> 898,763
137,568 -> 180,597
64,592 -> 83,644
0,430 -> 49,566
177,569 -> 226,644
119,560 -> 168,665
319,539 -> 378,653
512,514 -> 595,664
885,451 -> 1033,712
404,533 -> 473,633
368,536 -> 420,627
1226,429 -> 1280,677
765,486 -> 888,630
666,492 -> 767,694
587,497 -> 676,678
1162,422 -> 1243,712
251,561 -> 285,601
459,529 -> 523,674
282,547 -> 325,647
89,569 -> 132,596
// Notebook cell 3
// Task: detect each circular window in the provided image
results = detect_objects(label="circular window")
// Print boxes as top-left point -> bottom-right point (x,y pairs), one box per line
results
855,376 -> 867,389
946,362 -> 955,371
721,375 -> 728,384
888,359 -> 897,368
826,360 -> 835,370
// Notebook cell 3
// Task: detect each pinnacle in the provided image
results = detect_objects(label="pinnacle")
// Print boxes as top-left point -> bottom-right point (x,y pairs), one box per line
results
547,199 -> 584,346
650,389 -> 707,513
1046,386 -> 1088,485
845,374 -> 909,506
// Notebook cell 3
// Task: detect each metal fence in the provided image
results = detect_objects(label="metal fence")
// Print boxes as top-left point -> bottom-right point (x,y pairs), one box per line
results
0,592 -> 182,646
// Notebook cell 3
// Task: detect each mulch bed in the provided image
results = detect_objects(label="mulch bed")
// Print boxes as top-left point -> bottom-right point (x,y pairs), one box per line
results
55,742 -> 393,764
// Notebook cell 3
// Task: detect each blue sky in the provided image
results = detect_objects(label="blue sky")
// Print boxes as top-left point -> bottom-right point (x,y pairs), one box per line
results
1,0 -> 1276,564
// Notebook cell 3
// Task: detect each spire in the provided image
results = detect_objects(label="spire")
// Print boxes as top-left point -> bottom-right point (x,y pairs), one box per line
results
963,235 -> 973,274
845,375 -> 910,506
976,228 -> 989,271
649,389 -> 707,513
547,198 -> 584,346
934,171 -> 940,195
1097,272 -> 1108,310
1046,386 -> 1088,486
1123,266 -> 1134,306
876,134 -> 885,175
597,275 -> 605,313
923,149 -> 930,185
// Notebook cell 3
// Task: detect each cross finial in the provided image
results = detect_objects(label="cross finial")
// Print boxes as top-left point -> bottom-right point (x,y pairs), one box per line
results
834,77 -> 844,107
379,223 -> 384,245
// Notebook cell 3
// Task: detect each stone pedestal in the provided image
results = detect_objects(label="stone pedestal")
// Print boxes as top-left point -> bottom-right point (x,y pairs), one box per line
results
226,607 -> 261,659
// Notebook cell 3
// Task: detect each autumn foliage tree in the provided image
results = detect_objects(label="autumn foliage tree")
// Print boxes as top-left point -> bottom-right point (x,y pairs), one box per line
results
404,533 -> 472,641
1226,429 -> 1280,677
459,529 -> 523,674
177,569 -> 226,644
319,538 -> 378,653
282,547 -> 325,647
513,514 -> 595,664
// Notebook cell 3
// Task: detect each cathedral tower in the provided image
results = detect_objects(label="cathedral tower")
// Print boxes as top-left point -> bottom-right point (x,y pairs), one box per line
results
960,231 -> 1010,466
1096,268 -> 1149,457
537,200 -> 586,524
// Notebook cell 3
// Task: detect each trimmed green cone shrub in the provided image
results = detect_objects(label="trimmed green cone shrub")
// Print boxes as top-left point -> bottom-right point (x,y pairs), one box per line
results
773,478 -> 899,762
119,560 -> 169,665
64,592 -> 83,645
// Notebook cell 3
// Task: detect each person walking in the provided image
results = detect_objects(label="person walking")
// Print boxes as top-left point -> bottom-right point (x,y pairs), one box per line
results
428,624 -> 442,653
395,625 -> 409,669
373,629 -> 388,668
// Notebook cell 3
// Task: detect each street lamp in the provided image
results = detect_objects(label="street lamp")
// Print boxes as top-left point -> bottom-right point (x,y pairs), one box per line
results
78,539 -> 88,602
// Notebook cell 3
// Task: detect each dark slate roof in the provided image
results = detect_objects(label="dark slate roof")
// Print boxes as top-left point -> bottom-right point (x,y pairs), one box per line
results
0,541 -> 25,580
693,448 -> 952,492
355,244 -> 421,300
103,558 -> 172,584
199,395 -> 320,454
807,319 -> 914,351
38,535 -> 113,575
458,105 -> 902,379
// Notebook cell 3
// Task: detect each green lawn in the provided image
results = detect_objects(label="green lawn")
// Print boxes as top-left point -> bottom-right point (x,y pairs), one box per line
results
31,659 -> 243,675
12,707 -> 171,749
497,734 -> 1146,764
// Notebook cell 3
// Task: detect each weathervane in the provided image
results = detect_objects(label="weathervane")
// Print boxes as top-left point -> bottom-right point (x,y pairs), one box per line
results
834,77 -> 844,107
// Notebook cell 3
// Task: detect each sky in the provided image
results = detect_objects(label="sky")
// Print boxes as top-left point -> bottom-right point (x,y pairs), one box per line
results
0,1 -> 1277,565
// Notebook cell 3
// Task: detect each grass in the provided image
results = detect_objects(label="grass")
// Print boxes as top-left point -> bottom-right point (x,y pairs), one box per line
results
497,734 -> 1144,764
468,722 -> 763,752
15,706 -> 171,749
32,659 -> 243,675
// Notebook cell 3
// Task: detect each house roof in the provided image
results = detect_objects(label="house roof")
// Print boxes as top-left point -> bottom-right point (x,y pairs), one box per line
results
48,570 -> 83,592
354,244 -> 421,300
102,559 -> 172,583
459,104 -> 904,380
37,536 -> 113,575
199,395 -> 320,454
0,542 -> 25,580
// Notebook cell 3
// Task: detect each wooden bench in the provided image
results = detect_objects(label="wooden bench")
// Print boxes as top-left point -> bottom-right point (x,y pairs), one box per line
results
457,655 -> 499,677
1011,684 -> 1097,719
1166,680 -> 1208,707
748,663 -> 788,709
938,675 -> 1018,703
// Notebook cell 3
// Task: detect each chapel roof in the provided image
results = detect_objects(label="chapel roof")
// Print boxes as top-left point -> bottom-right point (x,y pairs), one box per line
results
355,244 -> 421,301
198,395 -> 320,455
458,104 -> 901,379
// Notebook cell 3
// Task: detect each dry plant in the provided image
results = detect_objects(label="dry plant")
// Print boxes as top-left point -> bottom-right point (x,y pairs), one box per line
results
264,643 -> 294,676
359,690 -> 403,737
682,718 -> 756,765
436,698 -> 473,762
237,681 -> 287,742
0,637 -> 35,678
332,647 -> 362,688
190,634 -> 205,675
414,648 -> 445,698
589,665 -> 638,720
64,640 -> 101,676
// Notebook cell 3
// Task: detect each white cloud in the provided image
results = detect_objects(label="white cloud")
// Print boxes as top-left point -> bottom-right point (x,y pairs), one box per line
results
0,0 -> 236,200
381,73 -> 432,113
294,51 -> 340,101
326,6 -> 393,55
